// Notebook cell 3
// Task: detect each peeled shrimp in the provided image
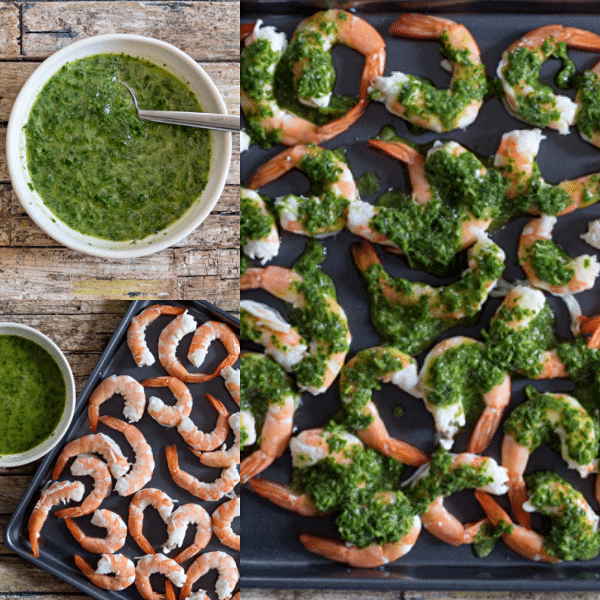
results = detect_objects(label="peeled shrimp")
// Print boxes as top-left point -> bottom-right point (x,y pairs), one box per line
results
75,553 -> 136,591
247,477 -> 320,517
162,503 -> 212,563
576,60 -> 600,148
143,376 -> 193,428
221,366 -> 240,405
166,444 -> 239,502
129,488 -> 176,555
177,393 -> 230,452
194,412 -> 241,468
134,554 -> 187,600
212,497 -> 240,552
241,187 -> 280,264
54,454 -> 112,519
28,480 -> 84,557
87,374 -> 146,433
65,508 -> 127,554
127,304 -> 186,367
98,415 -> 155,496
179,551 -> 239,600
187,320 -> 240,380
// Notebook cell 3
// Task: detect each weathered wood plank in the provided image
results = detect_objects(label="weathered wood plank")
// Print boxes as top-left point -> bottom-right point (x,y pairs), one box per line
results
0,129 -> 7,181
0,476 -> 34,513
240,593 -> 600,600
0,556 -> 83,593
0,299 -> 129,315
21,1 -> 240,61
0,1 -> 19,59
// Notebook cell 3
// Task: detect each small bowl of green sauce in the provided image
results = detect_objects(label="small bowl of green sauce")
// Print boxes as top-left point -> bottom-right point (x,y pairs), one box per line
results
0,323 -> 76,467
6,34 -> 231,258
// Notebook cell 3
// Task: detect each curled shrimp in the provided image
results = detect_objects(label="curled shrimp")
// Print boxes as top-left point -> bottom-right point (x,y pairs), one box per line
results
134,554 -> 186,600
338,346 -> 428,466
187,320 -> 240,379
28,480 -> 84,557
54,454 -> 112,519
370,14 -> 486,132
127,304 -> 186,367
408,451 -> 508,547
75,553 -> 136,591
221,366 -> 240,405
419,336 -> 511,453
98,415 -> 154,496
497,25 -> 600,134
177,393 -> 230,452
179,551 -> 239,600
502,386 -> 599,529
248,144 -> 358,238
65,508 -> 127,554
518,214 -> 600,295
240,266 -> 351,395
162,503 -> 212,563
194,412 -> 241,468
128,488 -> 176,555
241,187 -> 280,265
166,444 -> 239,502
87,374 -> 146,433
212,497 -> 240,552
351,232 -> 505,353
143,376 -> 193,428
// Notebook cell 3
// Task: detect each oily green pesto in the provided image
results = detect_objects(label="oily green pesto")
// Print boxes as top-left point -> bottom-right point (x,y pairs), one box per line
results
25,53 -> 211,242
523,239 -> 576,286
356,171 -> 380,197
473,518 -> 513,558
577,70 -> 600,141
240,190 -> 276,252
503,386 -> 599,466
0,335 -> 66,455
526,471 -> 600,561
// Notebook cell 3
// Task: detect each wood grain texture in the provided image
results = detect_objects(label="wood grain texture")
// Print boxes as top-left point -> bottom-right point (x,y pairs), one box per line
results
0,2 -> 19,59
240,593 -> 600,600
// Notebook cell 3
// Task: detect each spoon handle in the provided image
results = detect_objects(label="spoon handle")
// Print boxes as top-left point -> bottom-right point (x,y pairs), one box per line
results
137,109 -> 240,132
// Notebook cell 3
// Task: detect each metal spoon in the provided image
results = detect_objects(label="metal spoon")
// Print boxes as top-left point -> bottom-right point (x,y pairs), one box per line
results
120,81 -> 240,132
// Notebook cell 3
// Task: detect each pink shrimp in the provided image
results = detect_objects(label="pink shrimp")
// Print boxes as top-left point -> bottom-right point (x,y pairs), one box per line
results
221,366 -> 240,405
129,488 -> 176,555
135,554 -> 187,600
177,393 -> 230,452
54,454 -> 112,519
162,503 -> 212,563
98,415 -> 155,496
65,508 -> 127,554
166,445 -> 239,502
127,304 -> 186,367
187,321 -> 240,380
28,480 -> 84,557
193,412 -> 240,468
75,553 -> 136,591
142,376 -> 193,428
212,497 -> 240,552
179,551 -> 239,600
247,478 -> 320,517
87,374 -> 146,433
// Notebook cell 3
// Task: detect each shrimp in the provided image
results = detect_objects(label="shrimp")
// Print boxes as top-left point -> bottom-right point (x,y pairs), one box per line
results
221,366 -> 240,405
351,232 -> 505,353
162,503 -> 212,563
576,61 -> 600,148
128,488 -> 176,555
134,554 -> 187,600
166,445 -> 239,502
54,454 -> 112,518
518,214 -> 600,295
212,497 -> 240,552
28,480 -> 85,557
194,412 -> 241,468
187,321 -> 240,380
87,374 -> 146,433
338,346 -> 428,466
52,432 -> 129,480
247,144 -> 358,238
179,551 -> 239,600
75,553 -> 136,591
247,477 -> 320,517
419,337 -> 511,453
98,415 -> 155,496
408,451 -> 508,546
497,25 -> 600,134
177,393 -> 230,452
240,266 -> 351,395
127,304 -> 186,367
65,508 -> 127,554
143,376 -> 193,428
502,386 -> 599,529
370,14 -> 486,132
241,187 -> 280,264
239,353 -> 301,482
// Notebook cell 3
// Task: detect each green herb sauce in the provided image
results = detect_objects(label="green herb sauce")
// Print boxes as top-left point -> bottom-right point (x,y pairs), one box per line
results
523,239 -> 576,286
240,190 -> 275,252
356,171 -> 380,197
0,335 -> 66,455
577,69 -> 600,140
25,53 -> 211,242
473,518 -> 513,558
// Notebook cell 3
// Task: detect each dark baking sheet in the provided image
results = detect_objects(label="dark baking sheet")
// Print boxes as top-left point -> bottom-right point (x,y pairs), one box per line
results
241,1 -> 600,591
4,300 -> 240,600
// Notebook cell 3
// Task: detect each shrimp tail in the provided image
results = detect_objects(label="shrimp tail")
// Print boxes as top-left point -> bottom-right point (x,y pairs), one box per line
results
247,478 -> 320,516
467,407 -> 504,455
390,13 -> 454,39
240,450 -> 272,483
562,26 -> 600,51
74,555 -> 96,580
508,477 -> 531,530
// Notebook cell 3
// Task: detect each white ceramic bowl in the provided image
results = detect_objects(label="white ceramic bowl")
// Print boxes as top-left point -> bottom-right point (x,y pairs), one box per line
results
6,34 -> 231,258
0,323 -> 76,467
